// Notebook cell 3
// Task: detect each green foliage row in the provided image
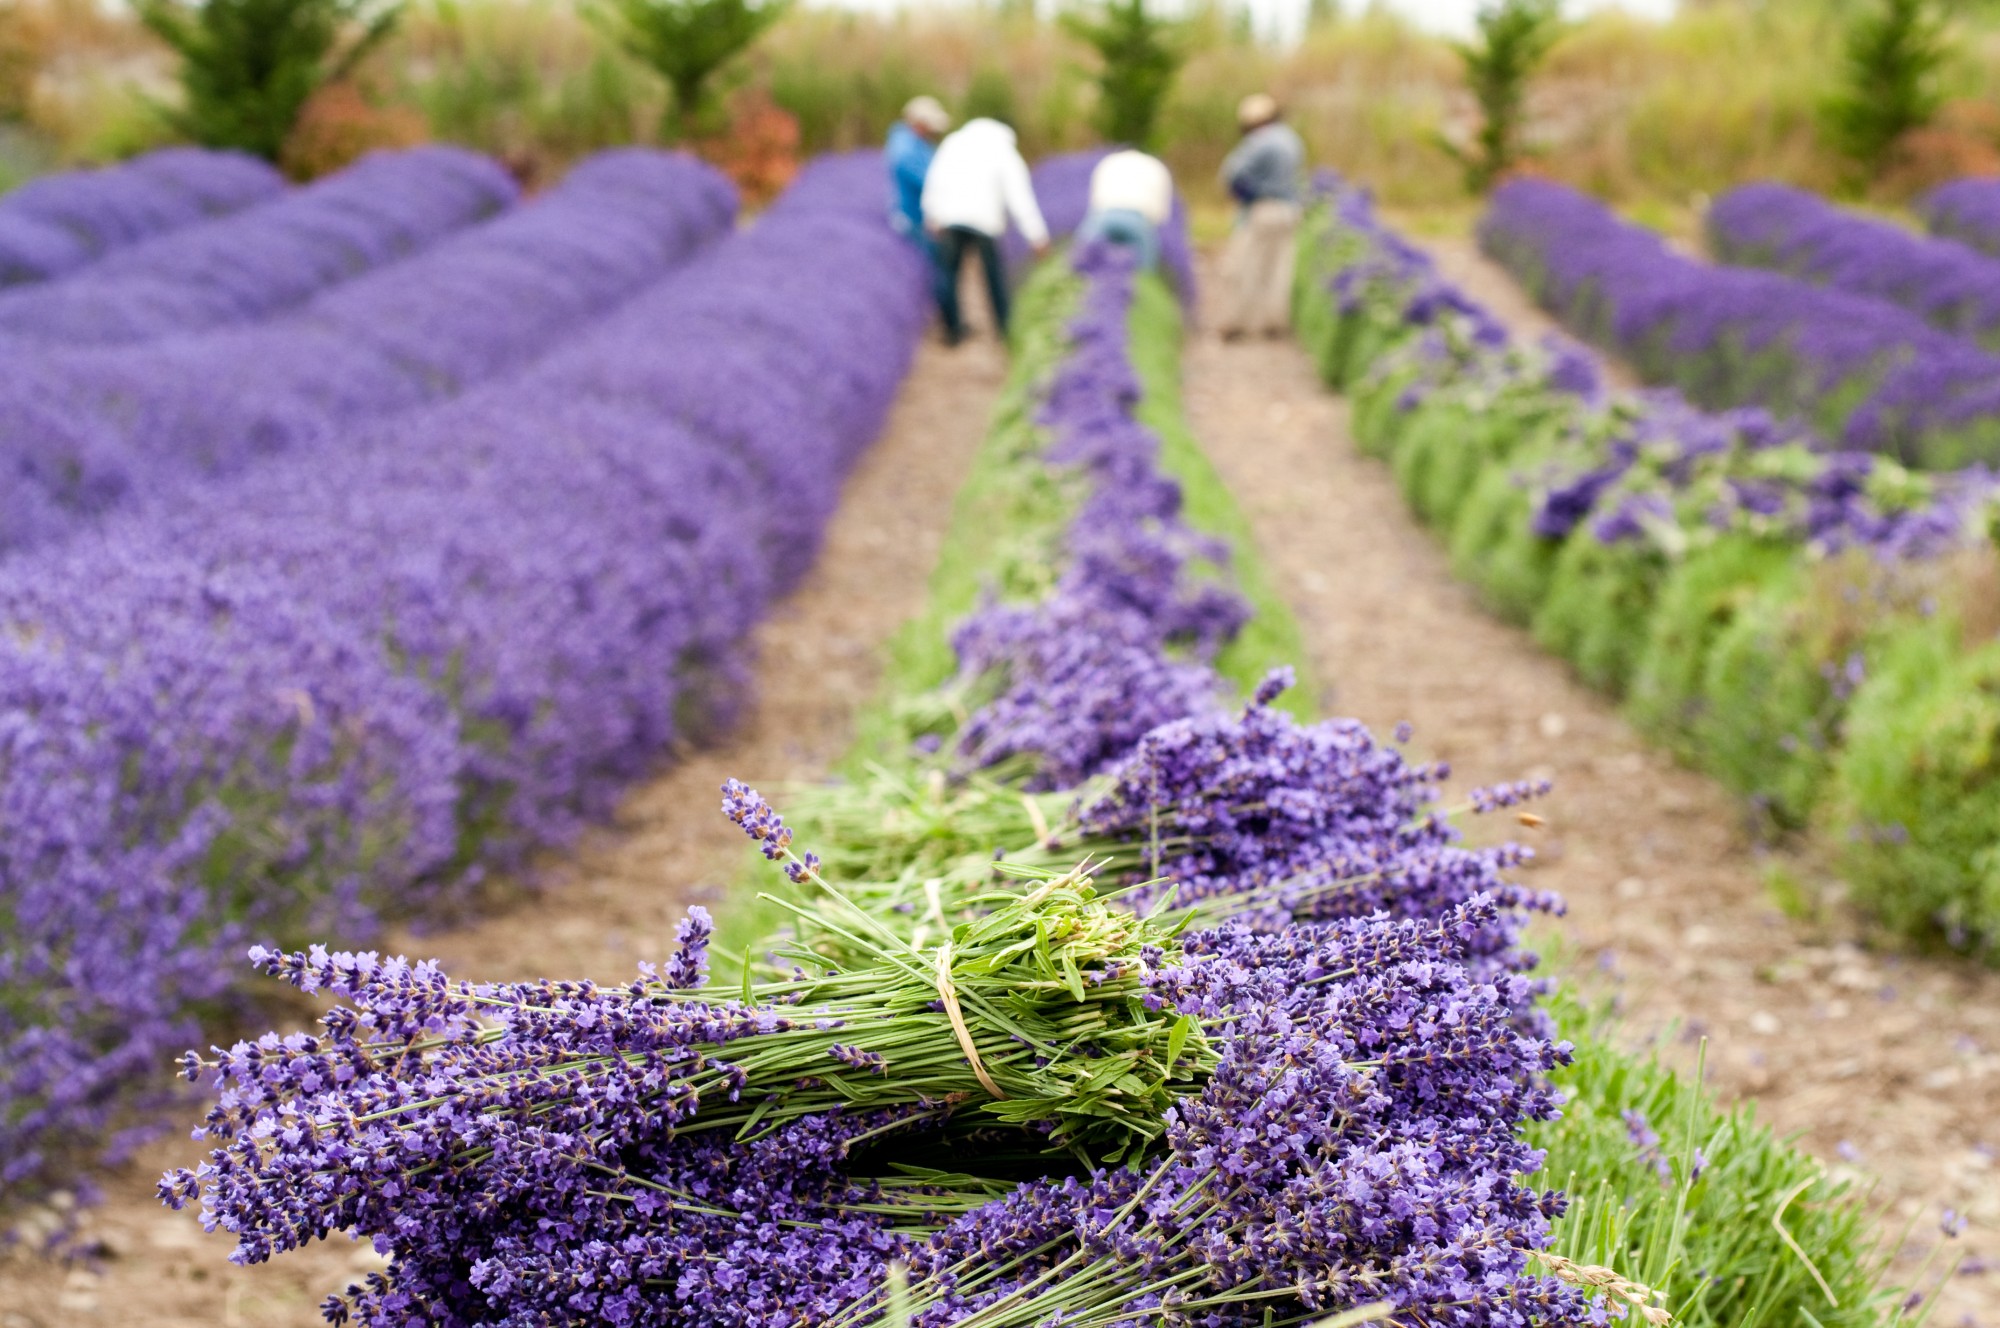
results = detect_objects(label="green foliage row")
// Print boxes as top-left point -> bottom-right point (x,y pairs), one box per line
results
716,244 -> 1906,1328
1295,199 -> 2000,962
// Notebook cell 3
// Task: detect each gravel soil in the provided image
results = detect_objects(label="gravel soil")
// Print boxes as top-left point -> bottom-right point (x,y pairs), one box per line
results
0,334 -> 1006,1327
1182,245 -> 1999,1324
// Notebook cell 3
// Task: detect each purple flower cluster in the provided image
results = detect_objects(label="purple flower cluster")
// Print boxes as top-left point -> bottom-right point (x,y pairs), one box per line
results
0,148 -> 283,286
951,243 -> 1245,788
1,152 -> 929,1210
1306,173 -> 1993,559
1710,181 -> 2000,349
0,150 -> 733,557
885,904 -> 1586,1328
1917,177 -> 2000,259
163,940 -> 938,1327
0,146 -> 515,348
1076,672 -> 1560,970
1481,178 -> 2000,469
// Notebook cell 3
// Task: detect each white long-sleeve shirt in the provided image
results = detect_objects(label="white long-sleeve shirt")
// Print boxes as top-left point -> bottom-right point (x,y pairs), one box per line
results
1088,151 -> 1174,225
920,119 -> 1049,246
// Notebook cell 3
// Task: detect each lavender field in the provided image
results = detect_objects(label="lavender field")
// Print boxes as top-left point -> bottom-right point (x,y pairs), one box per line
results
0,118 -> 1996,1328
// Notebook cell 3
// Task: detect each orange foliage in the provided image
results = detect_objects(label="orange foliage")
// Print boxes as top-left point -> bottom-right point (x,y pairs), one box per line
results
692,88 -> 800,208
1877,98 -> 2000,199
280,82 -> 429,182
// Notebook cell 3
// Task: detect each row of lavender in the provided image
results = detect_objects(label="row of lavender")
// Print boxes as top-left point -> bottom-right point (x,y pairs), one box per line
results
1708,182 -> 2000,351
0,148 -> 284,287
161,209 -> 1894,1327
0,149 -> 734,558
0,146 -> 515,349
0,153 -> 931,1212
1478,179 -> 2000,470
1297,174 -> 2000,960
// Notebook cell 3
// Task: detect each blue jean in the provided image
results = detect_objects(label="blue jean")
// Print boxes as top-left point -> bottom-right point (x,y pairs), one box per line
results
1077,208 -> 1159,271
934,225 -> 1009,343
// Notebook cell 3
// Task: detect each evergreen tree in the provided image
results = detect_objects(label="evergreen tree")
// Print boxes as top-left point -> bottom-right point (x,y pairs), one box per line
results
1823,0 -> 1952,177
595,0 -> 791,139
1449,0 -> 1562,193
137,0 -> 402,163
1063,0 -> 1186,149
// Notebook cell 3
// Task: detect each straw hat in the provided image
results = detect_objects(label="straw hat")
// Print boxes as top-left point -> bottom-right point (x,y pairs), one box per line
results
1236,93 -> 1280,129
903,96 -> 952,135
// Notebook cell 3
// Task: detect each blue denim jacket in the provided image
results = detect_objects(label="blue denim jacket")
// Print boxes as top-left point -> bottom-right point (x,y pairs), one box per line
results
885,123 -> 934,237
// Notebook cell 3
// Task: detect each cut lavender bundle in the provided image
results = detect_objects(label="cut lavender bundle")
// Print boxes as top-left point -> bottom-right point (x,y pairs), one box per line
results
826,903 -> 1590,1328
163,785 -> 1216,1274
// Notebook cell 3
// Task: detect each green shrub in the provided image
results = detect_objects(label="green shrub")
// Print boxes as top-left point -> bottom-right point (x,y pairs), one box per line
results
1447,0 -> 1564,192
1447,451 -> 1566,624
1821,0 -> 1950,180
1626,536 -> 1797,759
1061,0 -> 1186,149
137,0 -> 402,162
1829,619 -> 2000,958
593,0 -> 789,137
1532,531 -> 1665,695
1693,566 -> 1837,830
1347,361 -> 1429,460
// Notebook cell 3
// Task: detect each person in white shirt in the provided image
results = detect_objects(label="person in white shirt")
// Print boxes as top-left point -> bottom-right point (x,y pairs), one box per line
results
1076,150 -> 1173,272
920,117 -> 1049,345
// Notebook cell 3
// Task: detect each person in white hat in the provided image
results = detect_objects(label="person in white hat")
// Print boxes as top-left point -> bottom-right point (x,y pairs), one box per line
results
887,95 -> 951,248
921,117 -> 1049,345
1076,149 -> 1175,272
1218,93 -> 1306,338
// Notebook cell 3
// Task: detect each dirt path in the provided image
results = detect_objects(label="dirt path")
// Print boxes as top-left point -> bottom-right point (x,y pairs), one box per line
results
1181,320 -> 2000,1323
0,334 -> 1007,1327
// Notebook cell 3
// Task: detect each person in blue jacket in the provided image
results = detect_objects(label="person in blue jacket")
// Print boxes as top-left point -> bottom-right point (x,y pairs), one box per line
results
887,96 -> 951,248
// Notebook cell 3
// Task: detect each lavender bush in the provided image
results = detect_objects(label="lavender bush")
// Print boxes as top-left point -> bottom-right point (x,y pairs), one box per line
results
0,147 -> 283,287
0,146 -> 515,348
0,151 -> 929,1212
1481,178 -> 2000,470
0,150 -> 735,557
1303,171 -> 2000,942
1918,176 -> 2000,258
1711,181 -> 2000,350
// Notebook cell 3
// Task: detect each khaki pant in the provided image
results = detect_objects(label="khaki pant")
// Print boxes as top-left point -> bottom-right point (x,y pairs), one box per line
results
1217,200 -> 1301,337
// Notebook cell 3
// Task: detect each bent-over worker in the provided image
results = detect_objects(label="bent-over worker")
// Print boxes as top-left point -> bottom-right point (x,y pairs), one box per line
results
1077,149 -> 1174,272
920,117 -> 1049,345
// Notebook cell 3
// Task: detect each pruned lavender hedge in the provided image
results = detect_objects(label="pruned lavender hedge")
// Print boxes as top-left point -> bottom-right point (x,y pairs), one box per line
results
1301,172 -> 2000,960
0,146 -> 516,348
1918,177 -> 2000,258
1480,178 -> 2000,470
0,148 -> 284,288
0,151 -> 929,1210
0,149 -> 735,557
1710,181 -> 2000,351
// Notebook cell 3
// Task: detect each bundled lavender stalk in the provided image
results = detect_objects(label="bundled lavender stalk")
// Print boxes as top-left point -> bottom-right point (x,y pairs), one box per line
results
825,903 -> 1591,1328
163,784 -> 1216,1280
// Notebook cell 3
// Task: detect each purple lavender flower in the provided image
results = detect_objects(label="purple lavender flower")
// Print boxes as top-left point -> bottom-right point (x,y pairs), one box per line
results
0,148 -> 283,287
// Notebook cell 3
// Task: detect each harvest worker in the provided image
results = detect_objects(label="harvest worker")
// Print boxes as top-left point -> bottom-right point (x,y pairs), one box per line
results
921,117 -> 1049,346
1076,149 -> 1174,272
1217,92 -> 1305,339
886,95 -> 950,249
